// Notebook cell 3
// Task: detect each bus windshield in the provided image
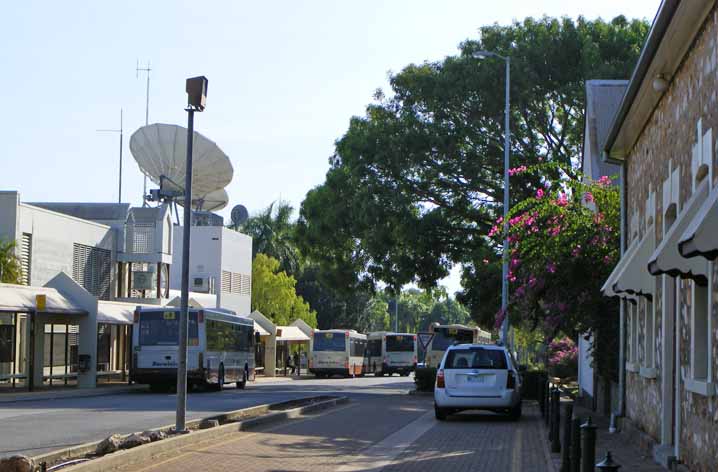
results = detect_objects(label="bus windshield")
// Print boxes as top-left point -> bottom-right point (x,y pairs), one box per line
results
139,311 -> 199,346
431,328 -> 474,351
313,332 -> 346,352
386,335 -> 414,352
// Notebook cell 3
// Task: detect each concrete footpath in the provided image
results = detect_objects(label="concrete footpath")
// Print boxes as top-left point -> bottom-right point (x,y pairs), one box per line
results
117,398 -> 554,472
0,384 -> 145,404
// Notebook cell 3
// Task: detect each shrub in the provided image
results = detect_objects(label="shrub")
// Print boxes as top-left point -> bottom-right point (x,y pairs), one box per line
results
414,367 -> 437,392
547,336 -> 578,379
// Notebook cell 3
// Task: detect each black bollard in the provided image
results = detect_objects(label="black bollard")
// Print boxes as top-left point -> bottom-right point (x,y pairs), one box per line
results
545,383 -> 552,427
580,416 -> 597,472
560,402 -> 573,472
550,387 -> 561,453
596,450 -> 621,471
570,416 -> 581,472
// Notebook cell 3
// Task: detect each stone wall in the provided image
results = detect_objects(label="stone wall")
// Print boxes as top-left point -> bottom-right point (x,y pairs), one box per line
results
623,6 -> 718,471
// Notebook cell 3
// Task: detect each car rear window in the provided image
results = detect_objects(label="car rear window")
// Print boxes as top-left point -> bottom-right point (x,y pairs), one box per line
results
444,348 -> 507,370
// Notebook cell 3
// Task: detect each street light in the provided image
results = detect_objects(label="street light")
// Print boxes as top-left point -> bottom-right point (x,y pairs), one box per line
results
473,50 -> 511,345
176,75 -> 208,434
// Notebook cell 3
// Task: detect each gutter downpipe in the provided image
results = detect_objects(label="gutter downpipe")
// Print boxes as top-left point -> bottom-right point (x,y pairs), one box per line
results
618,163 -> 627,418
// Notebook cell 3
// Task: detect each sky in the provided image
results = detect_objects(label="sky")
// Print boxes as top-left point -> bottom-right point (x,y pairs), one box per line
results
0,0 -> 660,294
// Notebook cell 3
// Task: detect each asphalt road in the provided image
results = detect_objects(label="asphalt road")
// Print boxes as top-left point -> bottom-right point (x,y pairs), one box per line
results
0,375 -> 414,457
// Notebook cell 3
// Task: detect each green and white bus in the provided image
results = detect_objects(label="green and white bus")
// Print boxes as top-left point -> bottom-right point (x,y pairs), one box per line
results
131,307 -> 258,391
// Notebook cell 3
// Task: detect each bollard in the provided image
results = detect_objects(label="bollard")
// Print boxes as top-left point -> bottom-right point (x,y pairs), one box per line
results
580,416 -> 597,472
539,376 -> 545,416
570,416 -> 581,472
560,402 -> 573,472
545,383 -> 552,427
550,387 -> 561,453
596,450 -> 621,471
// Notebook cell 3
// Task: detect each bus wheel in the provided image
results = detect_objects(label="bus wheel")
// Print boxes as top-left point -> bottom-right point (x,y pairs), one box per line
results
236,369 -> 247,390
216,365 -> 225,392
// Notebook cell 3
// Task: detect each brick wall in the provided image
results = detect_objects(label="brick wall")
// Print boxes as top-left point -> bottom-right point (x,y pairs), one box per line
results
623,6 -> 718,471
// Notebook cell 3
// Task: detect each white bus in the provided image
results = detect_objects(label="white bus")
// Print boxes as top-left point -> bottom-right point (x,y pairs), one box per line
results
366,332 -> 417,376
130,307 -> 258,391
424,324 -> 492,368
309,329 -> 366,378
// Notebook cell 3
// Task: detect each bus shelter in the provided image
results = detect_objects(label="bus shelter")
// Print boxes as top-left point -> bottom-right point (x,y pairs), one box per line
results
275,326 -> 310,375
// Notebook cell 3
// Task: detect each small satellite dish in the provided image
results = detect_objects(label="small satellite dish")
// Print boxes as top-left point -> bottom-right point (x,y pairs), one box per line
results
130,123 -> 233,199
231,204 -> 249,227
177,189 -> 229,212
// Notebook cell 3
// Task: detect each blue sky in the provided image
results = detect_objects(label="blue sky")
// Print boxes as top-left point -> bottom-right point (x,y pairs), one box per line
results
0,0 -> 659,292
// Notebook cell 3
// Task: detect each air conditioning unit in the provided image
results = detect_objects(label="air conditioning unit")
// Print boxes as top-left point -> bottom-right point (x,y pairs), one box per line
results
132,271 -> 156,290
192,276 -> 215,294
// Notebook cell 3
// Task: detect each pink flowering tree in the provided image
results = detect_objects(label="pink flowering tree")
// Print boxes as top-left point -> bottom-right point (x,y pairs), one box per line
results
488,164 -> 620,378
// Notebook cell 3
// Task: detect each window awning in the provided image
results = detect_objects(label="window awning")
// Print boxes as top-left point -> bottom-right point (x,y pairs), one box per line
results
0,283 -> 86,315
601,240 -> 640,299
648,179 -> 710,284
275,326 -> 310,342
97,301 -> 158,324
679,183 -> 718,260
612,229 -> 656,300
254,322 -> 270,336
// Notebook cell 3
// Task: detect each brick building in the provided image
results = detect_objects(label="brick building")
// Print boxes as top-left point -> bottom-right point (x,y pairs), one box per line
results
602,1 -> 718,470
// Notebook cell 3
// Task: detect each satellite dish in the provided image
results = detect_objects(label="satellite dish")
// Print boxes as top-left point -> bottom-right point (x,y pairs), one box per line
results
130,123 -> 233,199
231,204 -> 249,227
177,189 -> 229,212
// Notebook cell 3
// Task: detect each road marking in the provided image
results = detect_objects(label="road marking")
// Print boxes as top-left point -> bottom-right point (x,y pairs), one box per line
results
337,408 -> 435,471
130,402 -> 358,472
511,428 -> 522,472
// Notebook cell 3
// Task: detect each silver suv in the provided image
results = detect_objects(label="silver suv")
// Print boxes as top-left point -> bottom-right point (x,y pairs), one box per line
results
434,343 -> 522,420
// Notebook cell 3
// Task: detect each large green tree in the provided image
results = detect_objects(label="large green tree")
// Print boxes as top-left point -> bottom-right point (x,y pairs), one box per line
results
297,16 -> 648,324
239,201 -> 300,275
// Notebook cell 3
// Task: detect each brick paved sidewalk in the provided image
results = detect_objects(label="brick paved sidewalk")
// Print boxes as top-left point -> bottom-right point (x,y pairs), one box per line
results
549,403 -> 665,471
120,398 -> 555,472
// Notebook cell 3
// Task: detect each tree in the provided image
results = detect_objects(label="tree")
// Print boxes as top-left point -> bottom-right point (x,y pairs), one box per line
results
297,16 -> 648,321
493,166 -> 620,378
251,254 -> 317,327
239,201 -> 300,275
0,240 -> 22,284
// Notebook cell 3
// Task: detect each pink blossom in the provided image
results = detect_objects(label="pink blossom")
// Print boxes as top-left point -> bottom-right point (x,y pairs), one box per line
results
571,245 -> 582,257
556,193 -> 568,207
583,192 -> 594,203
603,255 -> 612,265
508,165 -> 528,176
536,188 -> 544,199
546,262 -> 557,273
598,175 -> 612,186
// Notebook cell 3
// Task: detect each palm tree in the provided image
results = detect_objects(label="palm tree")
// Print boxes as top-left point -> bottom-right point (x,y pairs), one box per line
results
238,201 -> 300,275
0,239 -> 22,284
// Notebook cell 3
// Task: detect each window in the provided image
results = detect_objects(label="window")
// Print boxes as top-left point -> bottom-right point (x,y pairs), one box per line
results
20,233 -> 31,286
367,339 -> 382,357
644,298 -> 655,368
312,332 -> 346,352
444,347 -> 508,370
206,320 -> 252,352
627,301 -> 638,368
349,337 -> 366,357
139,311 -> 198,346
431,328 -> 474,351
691,280 -> 709,381
386,335 -> 414,352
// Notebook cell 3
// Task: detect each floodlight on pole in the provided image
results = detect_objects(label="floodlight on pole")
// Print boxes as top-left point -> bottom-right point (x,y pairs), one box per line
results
176,75 -> 208,434
473,50 -> 511,346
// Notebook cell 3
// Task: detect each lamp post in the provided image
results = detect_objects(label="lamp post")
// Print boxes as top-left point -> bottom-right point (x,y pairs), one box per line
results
473,50 -> 511,345
176,76 -> 208,434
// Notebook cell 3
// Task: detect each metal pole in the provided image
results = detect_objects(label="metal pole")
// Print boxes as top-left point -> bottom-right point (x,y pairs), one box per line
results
176,109 -> 194,433
395,292 -> 399,332
118,109 -> 123,204
143,65 -> 150,203
500,56 -> 511,344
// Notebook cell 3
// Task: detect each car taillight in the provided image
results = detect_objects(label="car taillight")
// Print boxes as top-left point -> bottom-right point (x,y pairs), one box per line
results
507,371 -> 516,389
436,369 -> 445,388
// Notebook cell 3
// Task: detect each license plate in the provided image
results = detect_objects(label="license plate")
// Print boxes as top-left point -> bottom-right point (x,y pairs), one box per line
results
466,375 -> 486,384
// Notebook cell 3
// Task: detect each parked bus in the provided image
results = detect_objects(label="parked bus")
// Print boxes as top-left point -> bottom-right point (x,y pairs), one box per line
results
424,324 -> 492,368
130,307 -> 258,391
366,332 -> 417,376
309,329 -> 366,378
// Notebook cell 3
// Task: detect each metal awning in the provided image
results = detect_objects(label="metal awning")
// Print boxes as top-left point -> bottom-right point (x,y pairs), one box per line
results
275,326 -> 310,342
0,283 -> 86,315
97,301 -> 157,324
254,322 -> 270,336
648,179 -> 710,284
612,229 -> 656,300
602,240 -> 640,299
679,183 -> 718,260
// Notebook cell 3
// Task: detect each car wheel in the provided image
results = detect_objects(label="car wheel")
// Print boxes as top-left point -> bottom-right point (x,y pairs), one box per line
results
236,370 -> 247,390
509,402 -> 522,420
435,405 -> 448,421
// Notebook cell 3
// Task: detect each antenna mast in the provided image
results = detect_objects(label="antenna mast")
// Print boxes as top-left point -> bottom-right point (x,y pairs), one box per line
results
136,60 -> 152,206
97,109 -> 124,203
